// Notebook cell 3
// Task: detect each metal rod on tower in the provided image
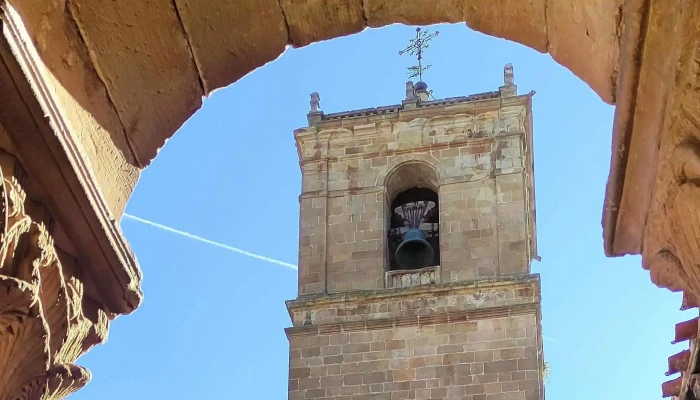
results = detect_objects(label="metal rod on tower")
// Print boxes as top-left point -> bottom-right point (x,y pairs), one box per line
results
398,27 -> 440,82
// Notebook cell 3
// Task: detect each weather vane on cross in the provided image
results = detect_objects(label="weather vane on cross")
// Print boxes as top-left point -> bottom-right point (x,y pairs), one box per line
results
398,27 -> 440,82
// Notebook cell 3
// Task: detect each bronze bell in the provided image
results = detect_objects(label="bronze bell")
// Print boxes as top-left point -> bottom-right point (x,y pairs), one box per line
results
395,227 -> 434,270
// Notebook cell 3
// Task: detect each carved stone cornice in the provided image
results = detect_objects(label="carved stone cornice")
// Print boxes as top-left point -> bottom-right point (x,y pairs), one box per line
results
610,1 -> 700,397
0,150 -> 108,400
285,302 -> 538,338
640,4 -> 700,309
0,10 -> 142,315
604,0 -> 700,265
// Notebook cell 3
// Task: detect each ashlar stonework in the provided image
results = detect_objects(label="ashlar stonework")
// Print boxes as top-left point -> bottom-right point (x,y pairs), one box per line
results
287,68 -> 544,400
3,0 -> 700,397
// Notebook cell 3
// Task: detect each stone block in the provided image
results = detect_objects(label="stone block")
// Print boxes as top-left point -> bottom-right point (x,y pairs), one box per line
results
485,360 -> 519,373
280,0 -> 365,46
517,358 -> 538,371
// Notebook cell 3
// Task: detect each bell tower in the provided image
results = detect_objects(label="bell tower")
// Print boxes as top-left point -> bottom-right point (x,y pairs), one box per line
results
287,65 -> 544,400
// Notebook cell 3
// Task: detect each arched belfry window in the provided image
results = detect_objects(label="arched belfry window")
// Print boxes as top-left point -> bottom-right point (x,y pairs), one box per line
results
384,162 -> 440,271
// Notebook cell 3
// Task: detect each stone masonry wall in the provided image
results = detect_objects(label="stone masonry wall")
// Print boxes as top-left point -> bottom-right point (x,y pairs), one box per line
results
286,278 -> 542,400
299,192 -> 327,295
288,316 -> 541,400
295,97 -> 533,296
287,278 -> 537,327
326,192 -> 385,292
439,172 -> 528,282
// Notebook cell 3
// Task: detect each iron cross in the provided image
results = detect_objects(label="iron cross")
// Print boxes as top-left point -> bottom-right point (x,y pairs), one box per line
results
398,27 -> 440,81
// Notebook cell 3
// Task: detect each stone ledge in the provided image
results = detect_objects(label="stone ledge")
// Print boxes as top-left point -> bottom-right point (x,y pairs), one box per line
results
297,133 -> 525,165
302,93 -> 533,133
288,274 -> 539,308
286,274 -> 540,327
311,90 -> 514,128
298,169 -> 527,200
285,302 -> 538,337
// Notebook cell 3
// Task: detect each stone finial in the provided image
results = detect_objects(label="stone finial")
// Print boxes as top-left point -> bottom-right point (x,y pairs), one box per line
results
307,92 -> 323,126
405,81 -> 416,100
504,63 -> 514,86
310,92 -> 320,113
500,64 -> 517,97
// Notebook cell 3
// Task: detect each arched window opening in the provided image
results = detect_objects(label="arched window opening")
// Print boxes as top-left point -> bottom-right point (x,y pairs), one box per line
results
388,187 -> 440,271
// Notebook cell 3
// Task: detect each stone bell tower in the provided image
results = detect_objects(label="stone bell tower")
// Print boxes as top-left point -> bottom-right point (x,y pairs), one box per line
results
286,65 -> 544,400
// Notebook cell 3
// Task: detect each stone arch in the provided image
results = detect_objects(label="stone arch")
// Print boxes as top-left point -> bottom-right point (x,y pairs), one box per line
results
383,160 -> 442,272
383,160 -> 441,203
381,154 -> 447,194
3,0 -> 624,222
5,1 -> 700,396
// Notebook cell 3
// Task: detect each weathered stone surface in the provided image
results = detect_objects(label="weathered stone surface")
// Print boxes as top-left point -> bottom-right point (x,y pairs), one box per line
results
388,266 -> 439,288
287,277 -> 538,326
642,1 -> 700,301
281,0 -> 366,47
0,31 -> 142,316
601,1 -> 700,395
68,0 -> 204,164
464,0 -> 548,54
2,1 -> 139,217
289,77 -> 543,398
365,0 -> 467,27
545,0 -> 622,103
607,0 -> 698,274
174,0 -> 289,93
295,86 -> 534,294
8,0 -> 700,396
0,147 -> 112,400
385,161 -> 439,202
603,0 -> 678,257
288,316 -> 541,400
286,279 -> 543,400
5,0 -> 625,229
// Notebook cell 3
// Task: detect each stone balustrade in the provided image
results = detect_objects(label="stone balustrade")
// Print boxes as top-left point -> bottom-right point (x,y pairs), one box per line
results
386,266 -> 439,288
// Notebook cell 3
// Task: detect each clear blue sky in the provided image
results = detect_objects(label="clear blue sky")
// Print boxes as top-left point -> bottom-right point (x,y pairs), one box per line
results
72,23 -> 689,399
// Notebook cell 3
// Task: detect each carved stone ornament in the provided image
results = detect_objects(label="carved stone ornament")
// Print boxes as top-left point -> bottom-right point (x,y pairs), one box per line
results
0,149 -> 109,400
642,12 -> 700,395
643,37 -> 700,307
